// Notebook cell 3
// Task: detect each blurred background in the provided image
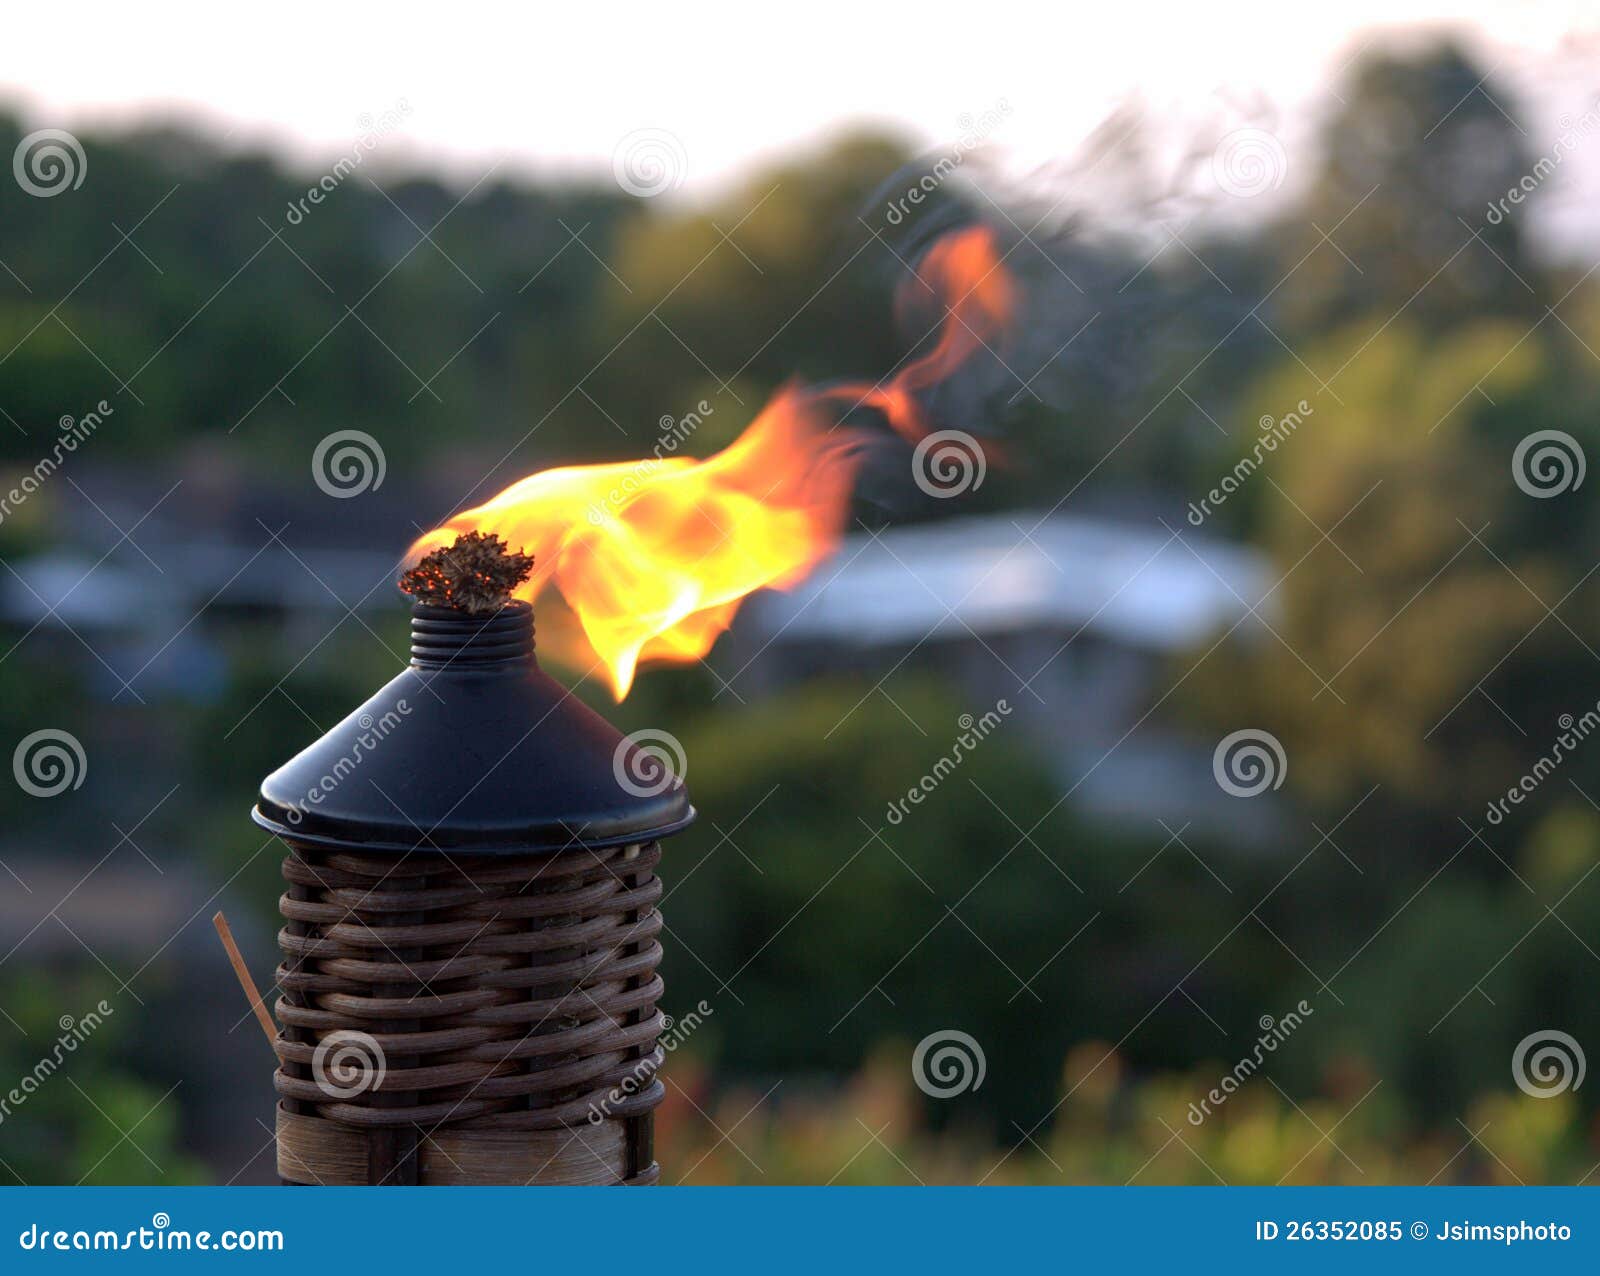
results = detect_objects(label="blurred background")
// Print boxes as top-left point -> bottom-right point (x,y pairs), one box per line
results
3,2 -> 1600,1184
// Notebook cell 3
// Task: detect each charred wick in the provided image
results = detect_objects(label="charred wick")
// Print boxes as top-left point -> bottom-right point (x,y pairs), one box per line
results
398,530 -> 536,615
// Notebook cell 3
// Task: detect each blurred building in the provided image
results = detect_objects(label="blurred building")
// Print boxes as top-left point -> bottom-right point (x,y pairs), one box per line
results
733,511 -> 1284,843
0,460 -> 420,702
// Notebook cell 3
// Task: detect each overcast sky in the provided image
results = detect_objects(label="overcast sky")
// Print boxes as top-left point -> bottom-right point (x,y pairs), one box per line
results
6,2 -> 1599,245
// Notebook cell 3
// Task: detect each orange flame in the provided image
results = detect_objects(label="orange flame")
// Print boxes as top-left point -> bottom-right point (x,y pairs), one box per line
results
409,225 -> 1016,698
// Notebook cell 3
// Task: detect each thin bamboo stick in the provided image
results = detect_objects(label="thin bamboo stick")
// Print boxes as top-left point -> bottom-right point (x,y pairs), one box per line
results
212,910 -> 277,1048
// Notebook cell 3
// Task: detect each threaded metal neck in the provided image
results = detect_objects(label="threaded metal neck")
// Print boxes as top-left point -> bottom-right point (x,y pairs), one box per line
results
409,600 -> 534,668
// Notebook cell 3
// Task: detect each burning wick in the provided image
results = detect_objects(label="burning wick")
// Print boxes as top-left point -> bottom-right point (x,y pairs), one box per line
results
397,530 -> 535,614
407,224 -> 1018,699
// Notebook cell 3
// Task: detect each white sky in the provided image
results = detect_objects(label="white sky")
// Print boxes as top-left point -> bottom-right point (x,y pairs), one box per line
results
5,1 -> 1600,240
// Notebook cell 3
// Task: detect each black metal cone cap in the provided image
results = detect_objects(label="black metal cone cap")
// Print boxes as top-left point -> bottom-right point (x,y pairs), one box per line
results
252,601 -> 694,853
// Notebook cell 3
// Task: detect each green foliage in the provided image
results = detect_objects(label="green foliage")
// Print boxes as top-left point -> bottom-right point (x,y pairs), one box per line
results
660,1041 -> 1593,1184
1181,318 -> 1600,813
653,678 -> 1290,1129
1277,40 -> 1543,333
0,975 -> 206,1184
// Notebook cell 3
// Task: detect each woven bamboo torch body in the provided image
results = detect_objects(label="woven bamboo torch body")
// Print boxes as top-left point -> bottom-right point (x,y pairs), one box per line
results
252,600 -> 693,1185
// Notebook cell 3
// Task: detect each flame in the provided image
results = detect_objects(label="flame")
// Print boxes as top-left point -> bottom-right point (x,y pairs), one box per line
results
410,225 -> 1016,698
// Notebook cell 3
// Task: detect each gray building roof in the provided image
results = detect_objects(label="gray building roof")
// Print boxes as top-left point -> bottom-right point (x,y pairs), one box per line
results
745,510 -> 1273,650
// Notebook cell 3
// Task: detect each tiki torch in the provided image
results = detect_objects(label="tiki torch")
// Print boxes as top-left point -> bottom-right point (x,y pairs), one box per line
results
252,533 -> 693,1185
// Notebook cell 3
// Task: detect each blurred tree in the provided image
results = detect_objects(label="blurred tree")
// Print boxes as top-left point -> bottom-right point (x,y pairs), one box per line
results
1181,318 -> 1600,821
0,973 -> 207,1184
656,676 -> 1292,1129
1276,42 -> 1544,333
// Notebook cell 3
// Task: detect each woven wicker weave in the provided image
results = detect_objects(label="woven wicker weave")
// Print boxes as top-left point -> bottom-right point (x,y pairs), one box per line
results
272,841 -> 665,1185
